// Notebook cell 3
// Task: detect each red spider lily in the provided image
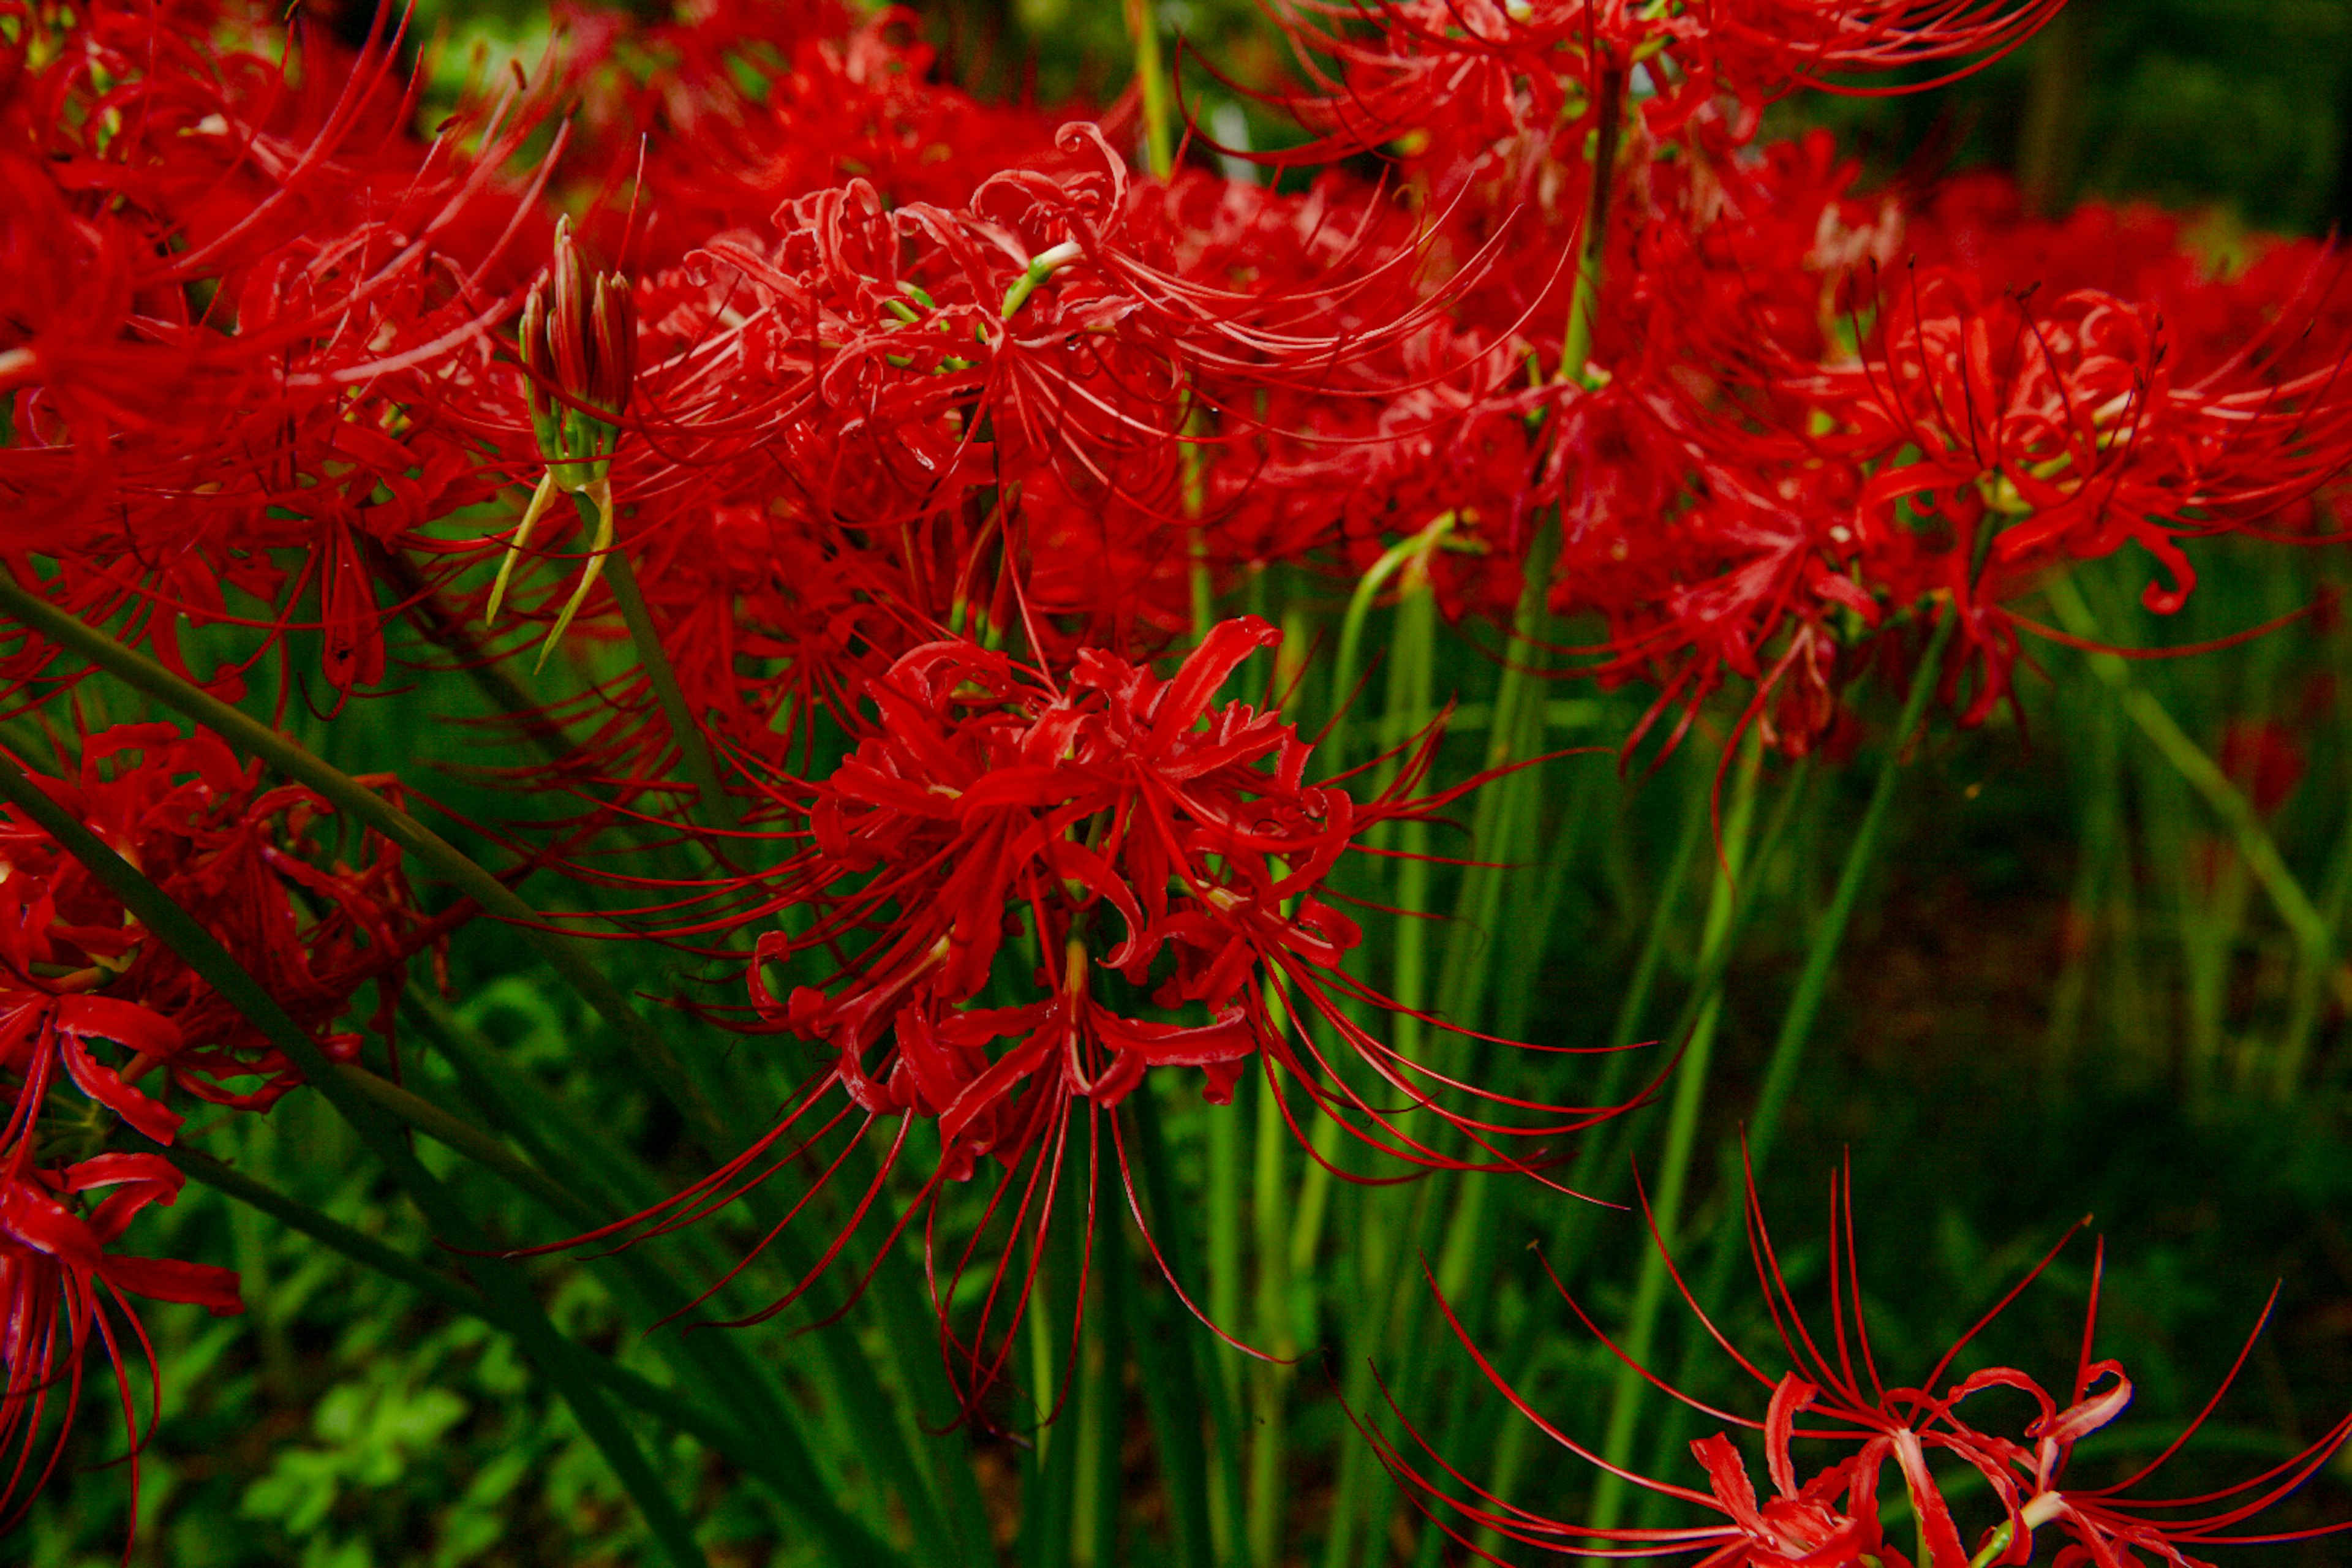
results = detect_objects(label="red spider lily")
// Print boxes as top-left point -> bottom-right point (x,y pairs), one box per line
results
1267,0 -> 2060,173
1805,266 -> 2352,724
0,0 -> 560,709
550,2 -> 1077,268
0,723 -> 435,1111
533,618 -> 1627,1419
1373,1156 -> 2352,1567
0,1145 -> 241,1538
1535,169 -> 2352,758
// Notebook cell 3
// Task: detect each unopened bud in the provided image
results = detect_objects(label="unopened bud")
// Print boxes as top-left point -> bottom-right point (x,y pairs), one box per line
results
520,215 -> 634,496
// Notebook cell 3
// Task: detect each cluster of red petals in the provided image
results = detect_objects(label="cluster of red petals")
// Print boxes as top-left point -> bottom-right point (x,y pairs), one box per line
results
1275,0 -> 2061,169
0,0 -> 564,708
1378,1163 -> 2352,1568
568,619 -> 1615,1414
0,722 -> 425,1526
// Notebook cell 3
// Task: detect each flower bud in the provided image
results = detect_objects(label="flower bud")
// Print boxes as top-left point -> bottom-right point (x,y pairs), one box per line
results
519,215 -> 633,496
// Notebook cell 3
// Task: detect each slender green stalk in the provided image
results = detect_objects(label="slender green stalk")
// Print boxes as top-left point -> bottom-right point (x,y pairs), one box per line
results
1125,1088 -> 1219,1568
1022,1169 -> 1083,1568
394,1001 -> 895,1537
1585,731 -> 1765,1533
157,1139 -> 906,1567
1560,67 -> 1629,386
1468,766 -> 1706,1561
408,992 -> 984,1567
1285,529 -> 1450,1322
331,1062 -> 582,1217
0,755 -> 710,1568
0,571 -> 726,1144
601,538 -> 741,834
1358,527 -> 1556,1566
1125,0 -> 1174,178
1206,1070 -> 1244,1559
368,541 -> 581,769
2045,574 -> 2329,962
1074,1133 -> 1128,1567
1319,555 -> 1456,1568
1635,618 -> 1953,1516
1743,612 -> 1953,1178
1249,993 -> 1300,1568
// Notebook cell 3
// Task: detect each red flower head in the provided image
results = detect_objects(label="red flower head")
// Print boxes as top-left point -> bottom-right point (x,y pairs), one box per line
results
1376,1156 -> 2351,1568
0,724 -> 434,1112
1272,0 -> 2060,171
551,619 -> 1624,1419
0,1145 -> 241,1536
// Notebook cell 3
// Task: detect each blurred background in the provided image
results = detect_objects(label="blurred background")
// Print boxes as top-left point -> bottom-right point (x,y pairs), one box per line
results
14,3 -> 2352,1565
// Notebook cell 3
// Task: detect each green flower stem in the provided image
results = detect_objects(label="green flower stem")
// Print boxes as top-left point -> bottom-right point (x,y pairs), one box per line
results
1021,1171 -> 1084,1568
1284,527 -> 1450,1338
1585,729 -> 1766,1534
405,992 -> 984,1567
1465,765 -> 1708,1559
1411,766 -> 1596,1568
0,755 -> 711,1568
331,1061 -> 582,1217
1559,66 -> 1628,386
1207,1069 -> 1244,1556
0,570 -> 731,1151
2044,574 -> 2330,964
157,1138 -> 903,1565
1073,1136 -> 1129,1566
1358,526 -> 1557,1566
1126,0 -> 1174,179
1125,1086 -> 1219,1568
598,530 -> 741,836
368,541 -> 582,769
1249,993 -> 1302,1568
1317,552 -> 1452,1568
1746,611 -> 1952,1178
1634,615 -> 1954,1518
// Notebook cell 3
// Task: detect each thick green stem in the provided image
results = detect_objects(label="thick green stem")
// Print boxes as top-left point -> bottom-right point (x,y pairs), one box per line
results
1020,1170 -> 1083,1568
1746,612 -> 1953,1175
1207,1071 -> 1244,1559
1317,552 -> 1455,1568
0,572 -> 729,1145
1248,991 -> 1300,1568
1074,1133 -> 1128,1567
1125,0 -> 1174,178
601,538 -> 741,835
1586,731 -> 1765,1532
1125,1088 -> 1219,1568
1558,66 -> 1627,386
0,755 -> 710,1568
1635,618 -> 1952,1517
1338,523 -> 1559,1568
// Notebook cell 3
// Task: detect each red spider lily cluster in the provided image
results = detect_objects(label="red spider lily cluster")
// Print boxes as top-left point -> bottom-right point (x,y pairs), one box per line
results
0,723 -> 426,1523
1377,1161 -> 2352,1567
0,0 -> 2348,1537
